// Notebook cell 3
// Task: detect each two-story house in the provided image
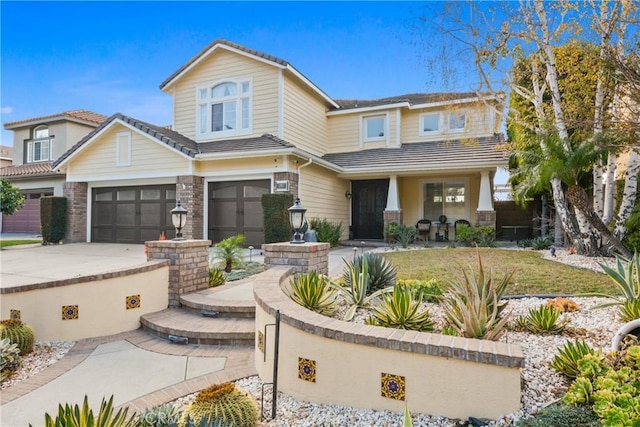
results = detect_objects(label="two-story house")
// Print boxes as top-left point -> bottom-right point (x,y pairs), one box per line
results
1,110 -> 108,233
51,40 -> 507,245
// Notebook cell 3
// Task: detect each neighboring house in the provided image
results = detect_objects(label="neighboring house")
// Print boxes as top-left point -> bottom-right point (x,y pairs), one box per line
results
1,110 -> 108,233
52,40 -> 507,245
0,146 -> 13,168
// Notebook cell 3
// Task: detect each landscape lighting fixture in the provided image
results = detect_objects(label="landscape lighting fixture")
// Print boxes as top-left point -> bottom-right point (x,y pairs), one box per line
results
171,200 -> 188,240
288,197 -> 307,244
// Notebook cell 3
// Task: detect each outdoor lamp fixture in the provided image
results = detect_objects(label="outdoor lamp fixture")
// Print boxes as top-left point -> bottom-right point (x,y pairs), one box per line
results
171,200 -> 188,240
288,197 -> 307,244
345,190 -> 352,199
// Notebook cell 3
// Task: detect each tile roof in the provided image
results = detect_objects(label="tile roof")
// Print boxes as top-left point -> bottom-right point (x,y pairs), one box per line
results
332,92 -> 490,111
0,162 -> 57,178
160,39 -> 289,90
198,134 -> 295,154
53,113 -> 200,169
322,134 -> 508,171
4,110 -> 109,129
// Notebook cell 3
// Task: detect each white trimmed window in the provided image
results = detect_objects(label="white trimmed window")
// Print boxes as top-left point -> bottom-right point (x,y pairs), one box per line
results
448,111 -> 466,132
26,125 -> 54,163
196,78 -> 252,140
362,114 -> 387,143
422,181 -> 467,222
419,112 -> 441,135
116,131 -> 131,166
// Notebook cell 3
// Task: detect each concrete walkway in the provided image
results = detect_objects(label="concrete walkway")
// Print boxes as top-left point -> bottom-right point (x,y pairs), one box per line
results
0,243 -> 365,426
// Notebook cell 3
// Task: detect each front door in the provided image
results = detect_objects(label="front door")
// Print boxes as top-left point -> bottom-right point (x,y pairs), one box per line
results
351,179 -> 389,239
208,180 -> 270,246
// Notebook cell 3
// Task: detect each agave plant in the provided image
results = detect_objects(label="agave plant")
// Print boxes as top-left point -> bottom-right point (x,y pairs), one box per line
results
39,395 -> 136,427
286,271 -> 338,316
550,339 -> 601,379
343,252 -> 397,293
514,305 -> 569,335
331,256 -> 392,321
440,248 -> 513,340
365,284 -> 434,331
585,252 -> 640,321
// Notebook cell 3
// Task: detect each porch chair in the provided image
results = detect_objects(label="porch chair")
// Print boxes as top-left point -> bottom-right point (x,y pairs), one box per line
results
415,219 -> 432,241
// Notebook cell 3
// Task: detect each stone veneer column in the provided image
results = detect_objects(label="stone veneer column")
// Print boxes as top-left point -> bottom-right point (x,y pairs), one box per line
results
476,210 -> 497,228
147,239 -> 211,308
176,176 -> 204,240
383,210 -> 403,231
262,242 -> 329,275
63,182 -> 88,243
273,171 -> 299,196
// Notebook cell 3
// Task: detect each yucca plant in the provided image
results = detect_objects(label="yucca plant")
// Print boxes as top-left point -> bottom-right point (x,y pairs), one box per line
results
584,252 -> 640,321
331,256 -> 392,321
514,305 -> 569,335
286,271 -> 338,316
365,284 -> 434,331
620,299 -> 640,322
37,395 -> 136,427
440,248 -> 513,340
343,252 -> 397,293
551,339 -> 601,379
208,268 -> 226,288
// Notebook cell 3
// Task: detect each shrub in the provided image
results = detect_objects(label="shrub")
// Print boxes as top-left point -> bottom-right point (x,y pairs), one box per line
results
0,319 -> 35,355
208,268 -> 226,288
309,218 -> 343,247
531,235 -> 554,250
41,395 -> 136,427
286,271 -> 338,316
343,252 -> 397,293
0,338 -> 21,380
440,248 -> 513,340
224,262 -> 264,282
179,382 -> 258,427
515,402 -> 601,426
585,252 -> 640,321
396,279 -> 443,303
513,305 -> 568,335
365,284 -> 434,331
137,403 -> 180,427
261,193 -> 293,244
40,196 -> 67,244
394,224 -> 418,248
211,235 -> 245,273
551,339 -> 600,379
455,225 -> 495,246
331,256 -> 393,321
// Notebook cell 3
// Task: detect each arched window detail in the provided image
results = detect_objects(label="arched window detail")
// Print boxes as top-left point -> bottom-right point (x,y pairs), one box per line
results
26,125 -> 54,163
196,78 -> 252,140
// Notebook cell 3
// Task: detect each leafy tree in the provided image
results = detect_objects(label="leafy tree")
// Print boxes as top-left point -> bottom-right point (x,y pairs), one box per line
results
0,179 -> 25,216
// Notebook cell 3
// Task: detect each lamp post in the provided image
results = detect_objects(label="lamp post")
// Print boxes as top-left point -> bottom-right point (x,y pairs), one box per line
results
171,200 -> 188,240
288,197 -> 307,244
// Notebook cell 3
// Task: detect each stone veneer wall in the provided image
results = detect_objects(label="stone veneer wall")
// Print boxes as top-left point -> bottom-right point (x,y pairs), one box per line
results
476,210 -> 497,227
63,182 -> 88,243
262,242 -> 329,275
147,239 -> 210,307
176,176 -> 204,240
274,171 -> 298,196
253,266 -> 524,420
383,209 -> 403,234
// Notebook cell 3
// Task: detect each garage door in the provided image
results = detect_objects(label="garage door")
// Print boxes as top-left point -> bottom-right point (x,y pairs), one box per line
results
1,190 -> 53,233
208,180 -> 270,247
92,185 -> 176,244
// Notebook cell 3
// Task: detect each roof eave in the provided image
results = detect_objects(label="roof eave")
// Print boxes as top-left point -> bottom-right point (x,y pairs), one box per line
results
327,102 -> 411,116
4,116 -> 103,130
335,160 -> 508,177
285,65 -> 339,109
408,94 -> 502,110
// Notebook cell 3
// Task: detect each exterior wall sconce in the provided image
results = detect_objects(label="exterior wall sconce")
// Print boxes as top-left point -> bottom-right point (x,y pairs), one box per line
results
345,191 -> 352,199
288,197 -> 307,244
171,200 -> 188,240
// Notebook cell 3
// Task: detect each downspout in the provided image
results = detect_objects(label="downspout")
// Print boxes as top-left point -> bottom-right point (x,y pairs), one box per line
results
296,158 -> 313,199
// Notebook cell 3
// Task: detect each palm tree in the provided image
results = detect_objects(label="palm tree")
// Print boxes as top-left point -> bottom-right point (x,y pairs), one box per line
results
212,234 -> 245,273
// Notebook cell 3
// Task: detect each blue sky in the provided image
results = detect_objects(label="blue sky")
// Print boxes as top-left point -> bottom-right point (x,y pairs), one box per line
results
2,1 -> 489,146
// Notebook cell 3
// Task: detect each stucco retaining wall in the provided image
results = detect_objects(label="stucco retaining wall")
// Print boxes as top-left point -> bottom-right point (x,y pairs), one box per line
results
1,262 -> 169,341
253,266 -> 523,420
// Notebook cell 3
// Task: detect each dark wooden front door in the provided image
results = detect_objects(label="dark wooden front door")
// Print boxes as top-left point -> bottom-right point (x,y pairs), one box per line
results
92,185 -> 176,243
351,179 -> 389,239
208,180 -> 270,246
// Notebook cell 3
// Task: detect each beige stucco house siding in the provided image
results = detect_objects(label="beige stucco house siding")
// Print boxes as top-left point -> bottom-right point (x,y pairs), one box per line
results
299,163 -> 350,238
66,125 -> 191,181
282,77 -> 329,156
170,49 -> 280,140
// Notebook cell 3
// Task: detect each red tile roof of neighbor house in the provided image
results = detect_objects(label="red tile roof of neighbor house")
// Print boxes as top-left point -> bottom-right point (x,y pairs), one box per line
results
3,110 -> 109,129
0,162 -> 56,178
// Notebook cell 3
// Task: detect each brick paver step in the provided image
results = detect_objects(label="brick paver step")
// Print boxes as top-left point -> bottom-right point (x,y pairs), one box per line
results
140,308 -> 255,346
180,291 -> 255,318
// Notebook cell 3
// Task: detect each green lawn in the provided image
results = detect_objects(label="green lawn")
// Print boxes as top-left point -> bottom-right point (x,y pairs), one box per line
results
382,248 -> 617,296
0,239 -> 42,249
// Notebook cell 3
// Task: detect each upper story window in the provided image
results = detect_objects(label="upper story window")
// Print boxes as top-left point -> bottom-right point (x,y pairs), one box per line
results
362,114 -> 387,143
448,112 -> 466,132
419,113 -> 441,134
26,125 -> 54,163
196,79 -> 252,140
